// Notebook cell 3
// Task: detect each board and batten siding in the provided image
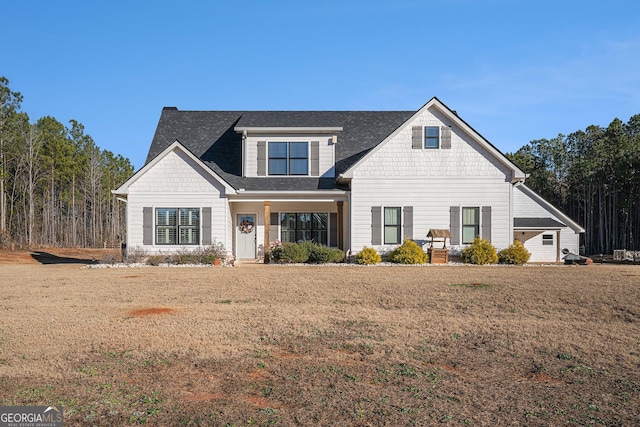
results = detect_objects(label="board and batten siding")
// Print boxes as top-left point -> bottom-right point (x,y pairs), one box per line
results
245,135 -> 335,178
126,149 -> 231,254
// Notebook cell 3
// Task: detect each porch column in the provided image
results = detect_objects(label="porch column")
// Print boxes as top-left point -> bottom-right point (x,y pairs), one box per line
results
337,201 -> 344,250
556,230 -> 561,263
264,201 -> 271,262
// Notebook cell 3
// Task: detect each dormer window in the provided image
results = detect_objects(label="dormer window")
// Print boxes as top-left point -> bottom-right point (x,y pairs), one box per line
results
268,142 -> 309,175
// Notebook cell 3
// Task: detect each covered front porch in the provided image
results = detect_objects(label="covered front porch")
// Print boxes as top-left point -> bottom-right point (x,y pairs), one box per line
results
229,191 -> 349,261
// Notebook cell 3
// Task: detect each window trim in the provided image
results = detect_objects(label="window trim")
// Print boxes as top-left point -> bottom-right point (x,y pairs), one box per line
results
461,207 -> 480,244
155,207 -> 200,245
424,126 -> 440,149
384,207 -> 402,245
268,141 -> 309,176
542,234 -> 554,245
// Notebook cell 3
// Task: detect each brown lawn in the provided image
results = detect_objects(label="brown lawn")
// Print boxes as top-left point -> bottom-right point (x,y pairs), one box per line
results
0,250 -> 639,426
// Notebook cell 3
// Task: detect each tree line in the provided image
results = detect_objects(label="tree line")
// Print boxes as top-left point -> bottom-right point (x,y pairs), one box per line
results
507,115 -> 640,255
0,76 -> 134,248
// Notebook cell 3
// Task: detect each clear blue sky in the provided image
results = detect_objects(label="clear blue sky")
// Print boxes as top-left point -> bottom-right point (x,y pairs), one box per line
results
3,0 -> 640,170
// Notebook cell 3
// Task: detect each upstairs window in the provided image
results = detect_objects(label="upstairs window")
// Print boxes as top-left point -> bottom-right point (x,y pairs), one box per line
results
268,142 -> 308,175
425,126 -> 439,148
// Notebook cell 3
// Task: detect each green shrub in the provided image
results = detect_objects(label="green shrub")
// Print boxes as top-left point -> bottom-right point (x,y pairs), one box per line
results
274,242 -> 309,263
268,241 -> 344,264
461,237 -> 498,265
354,247 -> 382,265
388,239 -> 429,264
498,240 -> 531,265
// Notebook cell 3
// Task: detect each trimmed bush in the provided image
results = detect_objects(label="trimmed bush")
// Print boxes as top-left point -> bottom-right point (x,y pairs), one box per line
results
354,247 -> 382,265
274,242 -> 309,263
388,239 -> 429,264
461,237 -> 498,265
268,241 -> 344,264
498,240 -> 531,265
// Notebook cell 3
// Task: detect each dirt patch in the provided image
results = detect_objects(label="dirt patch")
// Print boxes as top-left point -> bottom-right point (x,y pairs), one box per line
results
182,392 -> 224,402
128,307 -> 175,316
245,396 -> 281,409
0,247 -> 121,264
530,372 -> 565,384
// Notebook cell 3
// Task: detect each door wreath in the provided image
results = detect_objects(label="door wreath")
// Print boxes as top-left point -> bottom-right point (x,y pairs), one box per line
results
239,219 -> 254,234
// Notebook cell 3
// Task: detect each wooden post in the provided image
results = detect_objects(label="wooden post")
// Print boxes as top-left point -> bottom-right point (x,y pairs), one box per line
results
556,230 -> 561,263
264,201 -> 271,262
337,201 -> 344,250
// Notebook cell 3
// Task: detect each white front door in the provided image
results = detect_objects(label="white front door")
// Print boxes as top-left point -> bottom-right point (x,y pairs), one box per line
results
237,214 -> 257,259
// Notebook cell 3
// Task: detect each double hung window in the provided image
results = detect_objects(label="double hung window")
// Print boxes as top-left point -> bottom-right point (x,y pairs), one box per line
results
462,207 -> 479,244
384,207 -> 402,245
424,126 -> 439,149
268,142 -> 308,175
156,208 -> 200,245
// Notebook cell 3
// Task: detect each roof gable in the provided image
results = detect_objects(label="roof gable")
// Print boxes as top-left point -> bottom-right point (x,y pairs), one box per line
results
339,97 -> 526,182
515,184 -> 585,233
114,140 -> 236,195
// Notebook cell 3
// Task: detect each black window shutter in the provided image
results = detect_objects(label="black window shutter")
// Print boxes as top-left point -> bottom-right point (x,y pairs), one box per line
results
329,212 -> 338,247
270,212 -> 279,226
311,141 -> 320,176
257,141 -> 266,176
403,206 -> 413,240
143,207 -> 153,245
371,206 -> 382,245
441,126 -> 452,149
481,206 -> 492,242
450,206 -> 460,245
412,126 -> 422,149
202,207 -> 212,245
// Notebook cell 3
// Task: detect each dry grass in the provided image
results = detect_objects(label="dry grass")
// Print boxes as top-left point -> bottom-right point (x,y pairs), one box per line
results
0,256 -> 639,426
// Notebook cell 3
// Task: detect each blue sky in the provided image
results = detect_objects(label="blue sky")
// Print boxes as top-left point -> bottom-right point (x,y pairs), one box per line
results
3,0 -> 640,170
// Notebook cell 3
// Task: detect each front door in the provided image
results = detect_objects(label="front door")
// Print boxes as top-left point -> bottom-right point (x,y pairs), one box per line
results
237,214 -> 256,259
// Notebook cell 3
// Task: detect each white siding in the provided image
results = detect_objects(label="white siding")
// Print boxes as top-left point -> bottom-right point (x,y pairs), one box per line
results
353,109 -> 513,179
350,106 -> 513,254
245,135 -> 335,178
350,177 -> 512,254
126,149 -> 232,255
513,185 -> 581,261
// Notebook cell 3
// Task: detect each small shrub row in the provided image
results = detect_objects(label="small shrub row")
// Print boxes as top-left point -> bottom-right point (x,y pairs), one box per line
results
354,240 -> 429,265
461,237 -> 531,265
124,241 -> 228,266
267,241 -> 345,264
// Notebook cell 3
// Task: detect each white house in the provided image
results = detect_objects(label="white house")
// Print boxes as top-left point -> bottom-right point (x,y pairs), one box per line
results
113,97 -> 584,263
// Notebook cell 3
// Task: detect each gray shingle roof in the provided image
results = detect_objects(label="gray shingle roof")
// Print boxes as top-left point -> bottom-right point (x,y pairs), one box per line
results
514,218 -> 566,228
146,108 -> 414,191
